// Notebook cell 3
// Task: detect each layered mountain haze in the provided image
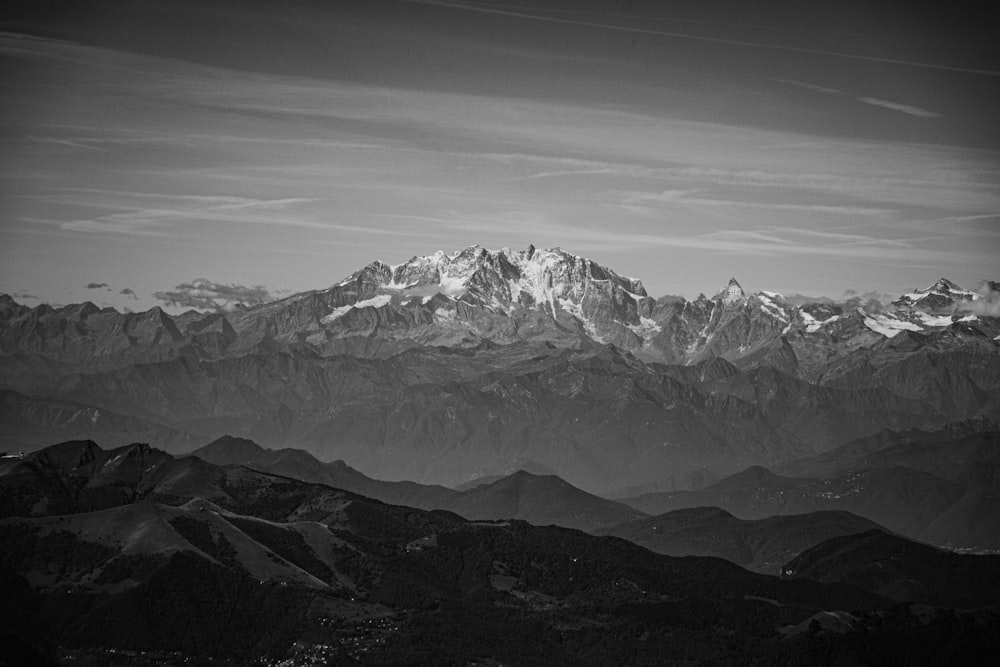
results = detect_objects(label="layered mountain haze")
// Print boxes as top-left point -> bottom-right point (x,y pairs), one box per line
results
4,438 -> 999,665
1,246 -> 998,496
190,431 -> 1000,553
190,436 -> 644,533
621,428 -> 1000,549
0,437 -> 922,665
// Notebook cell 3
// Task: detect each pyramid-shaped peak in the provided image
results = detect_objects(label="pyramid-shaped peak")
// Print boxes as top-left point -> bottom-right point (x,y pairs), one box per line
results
927,277 -> 960,292
713,277 -> 746,304
893,277 -> 978,312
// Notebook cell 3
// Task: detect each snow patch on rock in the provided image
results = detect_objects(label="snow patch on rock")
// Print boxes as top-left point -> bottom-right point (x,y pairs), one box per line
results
628,316 -> 663,341
800,311 -> 840,333
863,311 -> 922,338
916,312 -> 956,327
322,294 -> 393,323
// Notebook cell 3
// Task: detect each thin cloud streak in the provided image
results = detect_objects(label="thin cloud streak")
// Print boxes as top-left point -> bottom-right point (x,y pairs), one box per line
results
774,80 -> 943,119
37,196 -> 328,237
775,79 -> 842,95
856,97 -> 943,118
620,190 -> 893,218
385,211 -> 958,265
412,0 -> 1000,77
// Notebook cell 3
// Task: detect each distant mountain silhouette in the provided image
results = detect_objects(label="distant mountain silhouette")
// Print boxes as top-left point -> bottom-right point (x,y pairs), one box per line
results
445,470 -> 644,532
618,463 -> 991,547
191,436 -> 642,532
774,426 -> 1000,486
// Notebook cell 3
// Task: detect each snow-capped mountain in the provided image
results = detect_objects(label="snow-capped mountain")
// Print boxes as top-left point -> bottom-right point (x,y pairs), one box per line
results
892,278 -> 980,313
2,246 -> 997,373
238,246 -> 987,377
318,247 -> 997,355
712,278 -> 747,305
319,245 -> 655,348
338,244 -> 647,310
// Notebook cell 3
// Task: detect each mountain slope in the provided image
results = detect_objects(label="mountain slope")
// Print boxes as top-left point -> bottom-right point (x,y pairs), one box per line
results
602,507 -> 883,574
191,435 -> 464,511
619,465 -> 970,546
55,345 -> 815,494
776,429 -> 1000,491
784,529 -> 1000,607
0,389 -> 198,454
1,439 -> 930,666
773,422 -> 998,479
443,470 -> 645,532
192,436 -> 644,532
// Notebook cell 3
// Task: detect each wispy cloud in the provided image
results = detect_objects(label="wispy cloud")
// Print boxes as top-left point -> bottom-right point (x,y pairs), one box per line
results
24,190 -> 326,237
928,213 -> 1000,224
388,210 -> 956,265
701,227 -> 918,254
774,80 -> 943,119
153,278 -> 276,312
412,0 -> 1000,77
775,79 -> 841,95
620,190 -> 893,218
856,97 -> 942,119
624,165 -> 997,215
27,135 -> 105,151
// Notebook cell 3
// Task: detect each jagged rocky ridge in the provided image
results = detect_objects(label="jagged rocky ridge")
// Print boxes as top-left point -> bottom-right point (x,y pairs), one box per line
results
1,246 -> 998,495
3,246 -> 997,371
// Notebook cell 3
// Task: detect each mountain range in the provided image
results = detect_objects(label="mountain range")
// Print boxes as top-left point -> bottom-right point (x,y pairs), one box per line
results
2,245 -> 998,496
4,439 -> 999,665
620,429 -> 1000,549
189,435 -> 643,533
184,431 -> 1000,556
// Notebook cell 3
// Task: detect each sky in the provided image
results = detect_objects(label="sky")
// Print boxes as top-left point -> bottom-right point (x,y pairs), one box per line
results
2,0 -> 998,313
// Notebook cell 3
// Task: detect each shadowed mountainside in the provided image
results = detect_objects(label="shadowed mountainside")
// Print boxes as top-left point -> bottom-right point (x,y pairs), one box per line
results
621,427 -> 1000,550
601,507 -> 883,574
784,529 -> 1000,608
7,439 -> 965,666
192,436 -> 644,532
